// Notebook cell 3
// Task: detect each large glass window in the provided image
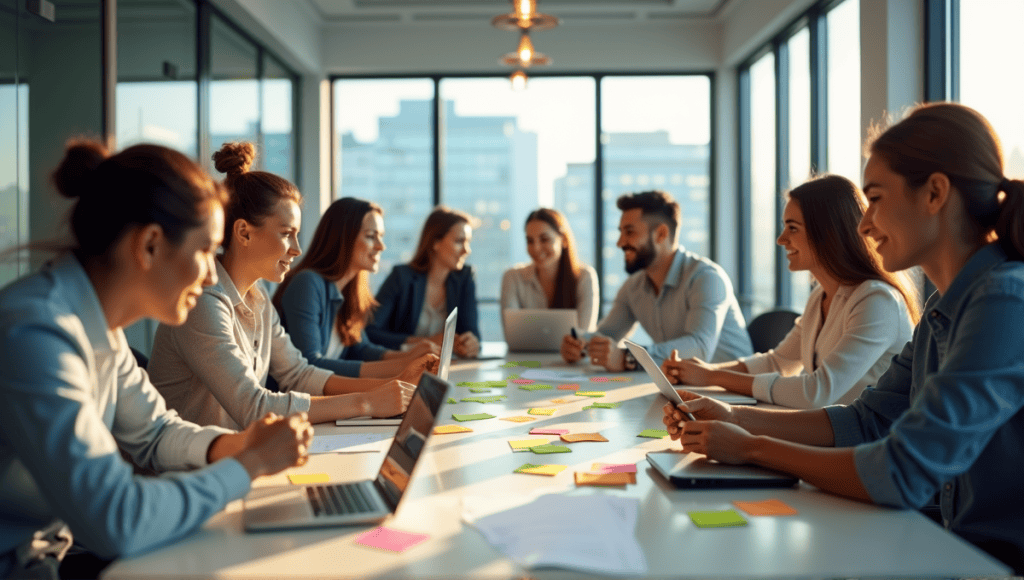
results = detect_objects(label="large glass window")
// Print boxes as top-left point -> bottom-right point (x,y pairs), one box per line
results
826,0 -> 862,184
787,27 -> 813,310
0,0 -> 28,287
439,77 -> 596,341
959,0 -> 1024,180
749,52 -> 777,317
262,56 -> 296,182
599,76 -> 711,311
208,15 -> 259,169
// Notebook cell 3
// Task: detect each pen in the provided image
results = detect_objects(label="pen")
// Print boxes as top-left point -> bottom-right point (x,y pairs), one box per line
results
570,327 -> 587,352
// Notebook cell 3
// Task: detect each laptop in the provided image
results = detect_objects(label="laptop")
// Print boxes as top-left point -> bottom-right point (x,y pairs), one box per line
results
503,308 -> 577,352
647,451 -> 799,489
336,308 -> 457,426
244,372 -> 450,531
623,340 -> 758,406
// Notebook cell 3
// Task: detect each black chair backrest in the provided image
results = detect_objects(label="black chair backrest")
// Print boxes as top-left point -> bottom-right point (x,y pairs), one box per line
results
129,347 -> 150,370
747,309 -> 800,353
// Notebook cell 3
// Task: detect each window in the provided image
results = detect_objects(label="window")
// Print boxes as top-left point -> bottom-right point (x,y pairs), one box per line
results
208,15 -> 259,169
826,0 -> 862,184
787,27 -> 813,310
262,56 -> 296,182
748,52 -> 777,317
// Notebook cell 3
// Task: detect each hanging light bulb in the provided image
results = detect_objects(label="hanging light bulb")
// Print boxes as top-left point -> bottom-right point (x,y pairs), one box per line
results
510,70 -> 528,90
515,0 -> 536,26
517,34 -> 534,63
501,32 -> 551,67
492,0 -> 558,32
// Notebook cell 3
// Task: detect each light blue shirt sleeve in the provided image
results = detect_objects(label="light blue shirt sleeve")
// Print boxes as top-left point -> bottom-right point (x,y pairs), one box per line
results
596,280 -> 639,341
647,267 -> 731,361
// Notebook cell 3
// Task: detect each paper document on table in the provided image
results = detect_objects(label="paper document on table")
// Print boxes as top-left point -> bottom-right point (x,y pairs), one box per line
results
464,493 -> 647,575
308,432 -> 392,454
518,369 -> 590,383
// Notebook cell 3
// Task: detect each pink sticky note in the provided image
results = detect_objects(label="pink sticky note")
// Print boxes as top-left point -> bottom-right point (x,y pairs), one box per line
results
354,526 -> 429,553
590,376 -> 610,382
511,379 -> 535,385
592,462 -> 637,474
530,427 -> 570,435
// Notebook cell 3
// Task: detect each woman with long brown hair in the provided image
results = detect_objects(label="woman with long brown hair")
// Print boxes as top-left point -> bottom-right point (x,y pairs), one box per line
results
273,197 -> 436,378
662,174 -> 919,408
366,206 -> 480,358
500,208 -> 599,333
663,103 -> 1024,573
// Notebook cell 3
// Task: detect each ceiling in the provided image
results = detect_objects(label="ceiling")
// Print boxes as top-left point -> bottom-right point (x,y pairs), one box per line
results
304,0 -> 734,25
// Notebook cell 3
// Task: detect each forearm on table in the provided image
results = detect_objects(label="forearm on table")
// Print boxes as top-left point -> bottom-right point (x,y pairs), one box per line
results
358,359 -> 404,378
206,432 -> 244,464
734,406 -> 836,446
707,368 -> 754,395
746,436 -> 871,502
307,393 -> 371,423
324,374 -> 384,395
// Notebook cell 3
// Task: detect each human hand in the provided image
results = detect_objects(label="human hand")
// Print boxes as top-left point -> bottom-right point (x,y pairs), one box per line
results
404,340 -> 440,358
366,380 -> 416,418
662,390 -> 735,439
677,420 -> 755,465
398,353 -> 439,384
662,352 -> 715,385
561,334 -> 585,363
455,332 -> 479,358
585,335 -> 623,370
235,412 -> 314,479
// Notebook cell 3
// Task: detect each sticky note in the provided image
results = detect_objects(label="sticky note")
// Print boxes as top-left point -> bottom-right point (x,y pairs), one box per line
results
456,381 -> 486,387
584,402 -> 621,410
288,473 -> 329,485
501,415 -> 536,423
505,373 -> 520,380
558,383 -> 581,390
461,395 -> 505,403
485,381 -> 508,388
515,463 -> 567,476
452,413 -> 495,422
590,376 -> 610,382
511,378 -> 535,385
548,398 -> 573,404
469,387 -> 490,393
519,361 -> 541,368
689,510 -> 748,528
354,526 -> 430,552
502,361 -> 520,368
576,391 -> 605,397
591,462 -> 637,474
733,499 -> 798,516
446,398 -> 457,404
528,408 -> 556,416
575,471 -> 636,486
509,438 -> 551,451
519,384 -> 553,391
530,427 -> 569,435
610,377 -> 631,382
560,432 -> 608,443
530,444 -> 571,454
433,424 -> 472,434
638,429 -> 669,438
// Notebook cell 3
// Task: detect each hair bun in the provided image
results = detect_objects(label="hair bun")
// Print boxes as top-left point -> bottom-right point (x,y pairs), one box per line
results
52,139 -> 109,199
213,142 -> 255,177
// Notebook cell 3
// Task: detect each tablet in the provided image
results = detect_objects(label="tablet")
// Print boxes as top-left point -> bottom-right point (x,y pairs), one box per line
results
647,451 -> 799,489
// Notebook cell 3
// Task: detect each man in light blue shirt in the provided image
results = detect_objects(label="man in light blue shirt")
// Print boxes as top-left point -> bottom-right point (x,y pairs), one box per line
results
561,190 -> 751,371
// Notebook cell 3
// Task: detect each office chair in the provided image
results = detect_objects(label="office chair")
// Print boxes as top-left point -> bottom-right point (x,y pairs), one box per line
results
129,347 -> 150,370
746,309 -> 799,353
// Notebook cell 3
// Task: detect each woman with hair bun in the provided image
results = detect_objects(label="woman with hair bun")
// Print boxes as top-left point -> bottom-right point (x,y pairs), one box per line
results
0,140 -> 312,577
662,103 -> 1024,573
149,142 -> 436,430
662,174 -> 919,409
500,207 -> 599,334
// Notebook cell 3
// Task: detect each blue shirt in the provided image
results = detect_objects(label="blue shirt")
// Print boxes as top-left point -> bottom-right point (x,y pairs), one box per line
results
826,243 -> 1024,570
278,269 -> 388,377
0,255 -> 251,576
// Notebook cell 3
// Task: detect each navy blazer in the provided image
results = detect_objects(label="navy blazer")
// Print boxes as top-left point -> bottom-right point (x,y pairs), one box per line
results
366,264 -> 480,350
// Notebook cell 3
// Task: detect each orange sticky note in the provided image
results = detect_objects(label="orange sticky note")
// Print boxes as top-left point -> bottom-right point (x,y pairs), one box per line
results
501,415 -> 536,423
560,432 -> 609,443
574,471 -> 636,486
558,384 -> 581,390
434,424 -> 473,434
288,473 -> 329,485
732,499 -> 799,516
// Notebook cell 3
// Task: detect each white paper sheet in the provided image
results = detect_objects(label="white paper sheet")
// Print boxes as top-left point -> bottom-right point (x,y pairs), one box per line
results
464,493 -> 648,576
308,432 -> 392,454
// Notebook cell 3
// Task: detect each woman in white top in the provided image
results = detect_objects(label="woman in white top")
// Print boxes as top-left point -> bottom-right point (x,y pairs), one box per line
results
0,141 -> 310,577
662,174 -> 920,408
500,208 -> 599,334
149,143 -> 435,429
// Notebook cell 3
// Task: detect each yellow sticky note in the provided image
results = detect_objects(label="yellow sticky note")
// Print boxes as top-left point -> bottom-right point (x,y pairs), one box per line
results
508,437 -> 551,451
528,408 -> 556,416
548,398 -> 573,404
501,415 -> 536,423
517,464 -> 567,476
288,473 -> 330,485
434,424 -> 473,434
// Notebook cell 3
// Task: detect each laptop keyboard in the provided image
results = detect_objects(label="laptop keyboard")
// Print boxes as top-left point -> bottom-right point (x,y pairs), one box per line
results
306,483 -> 377,517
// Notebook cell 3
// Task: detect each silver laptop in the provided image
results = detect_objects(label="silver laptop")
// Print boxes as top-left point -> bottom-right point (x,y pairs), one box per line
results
336,308 -> 457,426
503,308 -> 577,352
647,451 -> 799,489
243,372 -> 450,531
624,340 -> 757,406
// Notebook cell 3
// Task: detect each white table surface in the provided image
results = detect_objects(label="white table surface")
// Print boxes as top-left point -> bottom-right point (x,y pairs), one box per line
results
103,352 -> 1013,579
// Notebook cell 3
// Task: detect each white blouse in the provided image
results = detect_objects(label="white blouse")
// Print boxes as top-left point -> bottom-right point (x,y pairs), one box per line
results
499,262 -> 599,332
740,279 -> 914,409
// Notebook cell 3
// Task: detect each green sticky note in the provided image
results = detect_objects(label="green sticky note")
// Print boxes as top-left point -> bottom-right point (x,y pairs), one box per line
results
485,381 -> 508,388
584,402 -> 621,410
502,361 -> 520,368
519,384 -> 553,391
505,373 -> 520,380
452,413 -> 495,422
469,387 -> 490,393
638,429 -> 669,438
446,398 -> 457,404
461,395 -> 505,404
519,361 -> 541,368
530,444 -> 571,454
514,463 -> 542,473
689,510 -> 748,528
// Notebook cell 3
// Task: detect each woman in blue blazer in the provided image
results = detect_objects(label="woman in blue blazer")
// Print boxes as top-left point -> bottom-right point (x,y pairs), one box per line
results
273,197 -> 436,378
366,206 -> 481,358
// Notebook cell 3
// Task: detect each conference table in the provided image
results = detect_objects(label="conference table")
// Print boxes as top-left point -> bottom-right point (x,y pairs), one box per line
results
103,350 -> 1013,579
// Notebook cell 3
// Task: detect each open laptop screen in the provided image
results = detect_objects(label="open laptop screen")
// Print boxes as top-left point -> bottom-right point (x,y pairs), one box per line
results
438,307 -> 457,380
374,372 -> 447,508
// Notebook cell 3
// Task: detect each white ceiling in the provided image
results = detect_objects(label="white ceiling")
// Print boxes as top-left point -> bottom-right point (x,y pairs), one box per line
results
304,0 -> 734,25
